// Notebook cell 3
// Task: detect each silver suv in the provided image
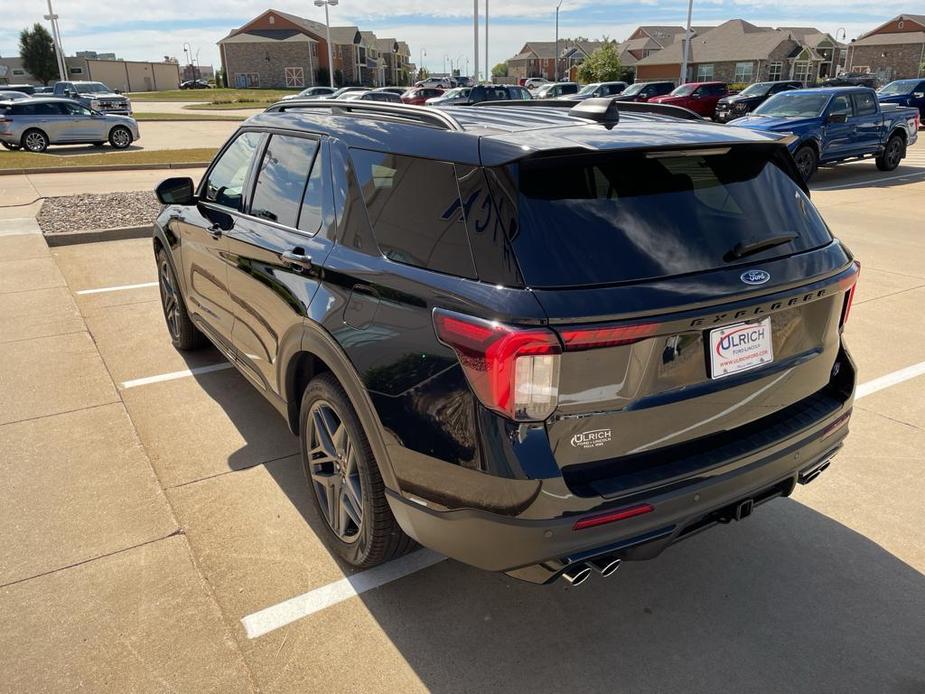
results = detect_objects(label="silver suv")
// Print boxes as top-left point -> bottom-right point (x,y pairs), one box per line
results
0,97 -> 140,152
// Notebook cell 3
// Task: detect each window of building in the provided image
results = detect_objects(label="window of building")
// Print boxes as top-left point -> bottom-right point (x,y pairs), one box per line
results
203,131 -> 263,211
768,62 -> 782,80
793,61 -> 810,83
284,67 -> 305,88
851,91 -> 878,116
696,64 -> 714,80
234,72 -> 260,88
69,67 -> 84,75
12,69 -> 25,76
250,135 -> 319,229
350,149 -> 476,278
734,62 -> 753,82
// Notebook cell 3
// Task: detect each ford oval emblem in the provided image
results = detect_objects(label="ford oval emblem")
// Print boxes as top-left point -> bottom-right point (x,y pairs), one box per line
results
741,270 -> 771,285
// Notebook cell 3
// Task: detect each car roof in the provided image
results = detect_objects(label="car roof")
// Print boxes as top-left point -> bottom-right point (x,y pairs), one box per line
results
252,101 -> 784,167
792,86 -> 869,95
6,96 -> 74,103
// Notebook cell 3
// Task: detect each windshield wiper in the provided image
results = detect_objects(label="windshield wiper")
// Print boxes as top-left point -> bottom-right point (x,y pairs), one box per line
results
725,233 -> 798,262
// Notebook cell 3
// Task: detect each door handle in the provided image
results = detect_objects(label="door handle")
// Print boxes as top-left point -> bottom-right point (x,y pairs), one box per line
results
207,224 -> 222,240
281,249 -> 313,270
282,249 -> 312,269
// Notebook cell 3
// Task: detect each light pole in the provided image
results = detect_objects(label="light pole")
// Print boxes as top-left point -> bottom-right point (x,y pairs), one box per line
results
314,0 -> 338,88
420,48 -> 426,79
679,0 -> 693,84
43,0 -> 67,83
443,55 -> 448,76
473,0 -> 479,83
484,0 -> 489,81
554,0 -> 564,81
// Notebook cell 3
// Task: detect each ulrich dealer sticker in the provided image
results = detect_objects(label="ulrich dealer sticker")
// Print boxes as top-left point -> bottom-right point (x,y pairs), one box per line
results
710,317 -> 773,379
570,428 -> 613,448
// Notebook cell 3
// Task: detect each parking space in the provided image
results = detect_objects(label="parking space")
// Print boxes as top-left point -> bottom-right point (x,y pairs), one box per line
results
2,143 -> 925,691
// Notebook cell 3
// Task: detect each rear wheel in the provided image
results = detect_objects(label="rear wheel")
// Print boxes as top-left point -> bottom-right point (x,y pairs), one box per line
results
156,248 -> 207,350
876,134 -> 903,171
22,129 -> 48,153
108,125 -> 132,149
793,145 -> 817,181
300,373 -> 414,568
1,141 -> 19,150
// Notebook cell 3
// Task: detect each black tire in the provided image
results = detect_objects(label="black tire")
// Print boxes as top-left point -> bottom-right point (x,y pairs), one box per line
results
793,145 -> 817,181
156,248 -> 207,350
92,141 -> 105,147
21,128 -> 48,153
300,373 -> 414,568
1,141 -> 19,150
876,134 -> 904,171
108,125 -> 132,149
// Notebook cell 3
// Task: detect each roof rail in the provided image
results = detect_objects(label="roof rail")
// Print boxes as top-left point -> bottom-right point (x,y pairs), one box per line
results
472,97 -> 704,122
264,99 -> 464,131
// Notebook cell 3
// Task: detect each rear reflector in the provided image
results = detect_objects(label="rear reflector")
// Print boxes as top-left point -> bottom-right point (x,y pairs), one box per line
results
839,260 -> 861,328
557,322 -> 658,352
433,309 -> 561,421
572,503 -> 654,530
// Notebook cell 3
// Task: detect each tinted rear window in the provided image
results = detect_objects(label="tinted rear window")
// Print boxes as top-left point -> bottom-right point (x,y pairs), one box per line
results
499,147 -> 831,287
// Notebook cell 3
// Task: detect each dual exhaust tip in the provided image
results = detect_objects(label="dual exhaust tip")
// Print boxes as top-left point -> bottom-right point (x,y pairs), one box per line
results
560,557 -> 622,586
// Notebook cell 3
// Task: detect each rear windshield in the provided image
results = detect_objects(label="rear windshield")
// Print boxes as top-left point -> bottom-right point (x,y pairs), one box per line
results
498,147 -> 831,287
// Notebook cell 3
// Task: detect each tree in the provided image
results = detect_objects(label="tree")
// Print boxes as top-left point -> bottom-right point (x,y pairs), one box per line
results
576,41 -> 624,84
19,23 -> 59,85
417,66 -> 430,80
491,61 -> 509,80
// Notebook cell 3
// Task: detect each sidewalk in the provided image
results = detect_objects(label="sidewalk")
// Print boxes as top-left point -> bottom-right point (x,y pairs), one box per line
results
0,227 -> 254,692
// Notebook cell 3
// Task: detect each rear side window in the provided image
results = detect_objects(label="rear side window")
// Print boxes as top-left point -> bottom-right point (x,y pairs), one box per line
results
250,134 -> 318,228
350,149 -> 476,278
203,131 -> 263,211
851,91 -> 877,116
499,147 -> 832,287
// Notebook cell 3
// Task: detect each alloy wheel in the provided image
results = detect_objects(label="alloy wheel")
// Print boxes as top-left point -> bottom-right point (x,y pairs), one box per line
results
111,128 -> 130,148
158,259 -> 180,339
795,149 -> 814,180
306,400 -> 363,542
886,139 -> 902,168
24,132 -> 46,152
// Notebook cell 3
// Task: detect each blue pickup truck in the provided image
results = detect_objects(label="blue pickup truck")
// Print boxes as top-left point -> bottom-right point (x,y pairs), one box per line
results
730,86 -> 919,180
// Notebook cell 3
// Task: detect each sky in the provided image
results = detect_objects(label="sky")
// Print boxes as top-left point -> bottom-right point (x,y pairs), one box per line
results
0,1 -> 902,78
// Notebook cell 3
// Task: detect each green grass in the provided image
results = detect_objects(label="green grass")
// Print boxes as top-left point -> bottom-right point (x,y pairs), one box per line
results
133,112 -> 246,121
182,102 -> 271,111
127,88 -> 298,102
0,147 -> 217,171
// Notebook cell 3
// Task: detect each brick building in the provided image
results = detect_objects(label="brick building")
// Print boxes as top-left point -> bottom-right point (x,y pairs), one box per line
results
847,14 -> 925,82
218,9 -> 412,88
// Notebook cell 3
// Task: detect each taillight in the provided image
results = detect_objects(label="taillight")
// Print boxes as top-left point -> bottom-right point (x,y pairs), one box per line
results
557,322 -> 658,351
840,260 -> 861,328
572,503 -> 654,530
433,309 -> 561,421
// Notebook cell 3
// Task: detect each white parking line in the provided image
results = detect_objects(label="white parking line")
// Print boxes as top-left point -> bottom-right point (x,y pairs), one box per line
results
119,362 -> 233,389
855,360 -> 925,400
237,358 -> 925,638
813,170 -> 925,191
241,549 -> 446,639
75,281 -> 159,295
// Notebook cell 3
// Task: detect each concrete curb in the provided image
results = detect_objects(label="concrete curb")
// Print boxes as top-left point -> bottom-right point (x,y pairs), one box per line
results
0,162 -> 207,177
43,224 -> 153,247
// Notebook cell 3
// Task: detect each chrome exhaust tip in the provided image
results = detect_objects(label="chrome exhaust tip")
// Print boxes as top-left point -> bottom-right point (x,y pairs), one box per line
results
560,564 -> 592,586
589,557 -> 622,577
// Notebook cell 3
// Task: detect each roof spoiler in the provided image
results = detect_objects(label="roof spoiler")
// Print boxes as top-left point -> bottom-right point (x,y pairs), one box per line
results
472,97 -> 704,122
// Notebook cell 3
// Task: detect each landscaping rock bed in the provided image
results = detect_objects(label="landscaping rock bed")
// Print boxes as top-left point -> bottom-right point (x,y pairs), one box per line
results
38,192 -> 162,234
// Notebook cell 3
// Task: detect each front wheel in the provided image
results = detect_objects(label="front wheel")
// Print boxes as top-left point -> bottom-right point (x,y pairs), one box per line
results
156,248 -> 207,350
876,134 -> 903,171
300,373 -> 414,568
108,125 -> 133,149
793,145 -> 817,181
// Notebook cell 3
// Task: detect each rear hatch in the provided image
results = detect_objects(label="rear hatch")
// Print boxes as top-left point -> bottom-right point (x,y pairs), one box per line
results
486,143 -> 857,494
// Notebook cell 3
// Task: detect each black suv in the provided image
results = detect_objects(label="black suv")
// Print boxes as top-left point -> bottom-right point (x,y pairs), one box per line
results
715,80 -> 804,122
153,98 -> 858,586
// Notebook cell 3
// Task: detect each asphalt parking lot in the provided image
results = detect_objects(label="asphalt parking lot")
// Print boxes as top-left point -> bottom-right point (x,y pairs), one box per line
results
1,144 -> 925,692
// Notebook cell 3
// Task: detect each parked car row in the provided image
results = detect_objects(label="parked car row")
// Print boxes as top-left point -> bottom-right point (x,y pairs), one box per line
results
0,82 -> 139,152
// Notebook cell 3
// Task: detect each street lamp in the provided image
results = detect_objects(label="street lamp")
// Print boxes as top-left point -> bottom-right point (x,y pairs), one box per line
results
554,0 -> 565,81
679,0 -> 694,84
43,0 -> 67,82
314,0 -> 339,88
420,47 -> 426,78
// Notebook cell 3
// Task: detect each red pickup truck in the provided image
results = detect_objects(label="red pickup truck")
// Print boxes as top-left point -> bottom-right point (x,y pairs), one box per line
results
649,81 -> 728,117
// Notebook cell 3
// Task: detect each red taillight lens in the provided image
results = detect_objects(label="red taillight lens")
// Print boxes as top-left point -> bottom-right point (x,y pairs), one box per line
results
573,503 -> 654,530
433,309 -> 562,421
840,260 -> 861,328
557,322 -> 659,351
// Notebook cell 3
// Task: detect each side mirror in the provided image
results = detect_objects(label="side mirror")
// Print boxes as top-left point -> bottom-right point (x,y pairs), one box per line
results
827,112 -> 848,124
155,177 -> 195,205
914,92 -> 924,99
638,94 -> 649,102
115,89 -> 122,95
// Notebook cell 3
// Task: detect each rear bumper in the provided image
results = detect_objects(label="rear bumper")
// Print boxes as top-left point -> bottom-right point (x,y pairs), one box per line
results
387,394 -> 852,582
